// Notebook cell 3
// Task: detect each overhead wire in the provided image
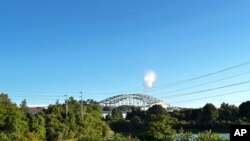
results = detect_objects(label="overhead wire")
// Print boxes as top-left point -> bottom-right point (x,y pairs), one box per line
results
152,71 -> 250,97
169,88 -> 250,104
2,60 -> 250,105
2,60 -> 250,95
160,80 -> 250,99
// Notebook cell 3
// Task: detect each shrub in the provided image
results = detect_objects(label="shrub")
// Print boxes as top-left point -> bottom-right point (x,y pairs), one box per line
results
195,130 -> 228,141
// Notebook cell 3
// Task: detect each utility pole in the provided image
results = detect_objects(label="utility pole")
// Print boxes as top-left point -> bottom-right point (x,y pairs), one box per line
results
64,94 -> 68,120
80,91 -> 83,119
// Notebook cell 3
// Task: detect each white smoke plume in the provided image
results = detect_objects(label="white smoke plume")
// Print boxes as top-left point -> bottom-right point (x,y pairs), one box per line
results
144,70 -> 157,88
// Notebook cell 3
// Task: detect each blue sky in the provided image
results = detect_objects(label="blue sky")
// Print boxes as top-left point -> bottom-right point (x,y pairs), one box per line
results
0,0 -> 250,108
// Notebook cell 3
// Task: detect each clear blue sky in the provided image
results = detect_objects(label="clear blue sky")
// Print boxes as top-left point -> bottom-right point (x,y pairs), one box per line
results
1,0 -> 250,108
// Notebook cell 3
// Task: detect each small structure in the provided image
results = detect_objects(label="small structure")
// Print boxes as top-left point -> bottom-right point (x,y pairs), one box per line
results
102,110 -> 131,119
27,107 -> 45,115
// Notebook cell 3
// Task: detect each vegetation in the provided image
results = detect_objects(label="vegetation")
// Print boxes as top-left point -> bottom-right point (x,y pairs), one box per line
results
0,93 -> 114,141
176,130 -> 228,141
1,93 -> 249,141
111,108 -> 123,120
105,102 -> 249,141
239,101 -> 250,122
139,114 -> 176,141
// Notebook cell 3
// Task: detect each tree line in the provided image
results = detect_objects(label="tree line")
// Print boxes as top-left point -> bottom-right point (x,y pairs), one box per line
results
104,101 -> 250,140
1,92 -> 249,141
0,93 -> 134,141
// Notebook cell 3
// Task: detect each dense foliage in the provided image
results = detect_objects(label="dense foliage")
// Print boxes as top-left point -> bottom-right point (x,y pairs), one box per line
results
0,94 -> 29,140
170,102 -> 250,132
0,93 -> 114,141
106,102 -> 249,141
0,93 -> 249,141
176,130 -> 228,141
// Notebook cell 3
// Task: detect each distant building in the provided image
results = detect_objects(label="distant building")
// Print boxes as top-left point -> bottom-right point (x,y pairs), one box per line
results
27,107 -> 45,115
102,110 -> 130,119
166,106 -> 182,112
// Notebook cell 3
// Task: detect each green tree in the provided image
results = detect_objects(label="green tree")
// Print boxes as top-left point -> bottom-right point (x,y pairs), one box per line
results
176,130 -> 193,141
0,132 -> 9,141
176,130 -> 229,141
200,103 -> 219,124
147,105 -> 167,116
29,114 -> 46,140
140,115 -> 176,141
219,103 -> 239,121
126,107 -> 146,122
0,94 -> 29,140
45,114 -> 69,141
45,97 -> 112,140
103,106 -> 112,111
195,130 -> 228,141
111,134 -> 138,141
239,101 -> 250,120
112,108 -> 123,119
20,99 -> 28,115
130,116 -> 145,135
105,114 -> 112,121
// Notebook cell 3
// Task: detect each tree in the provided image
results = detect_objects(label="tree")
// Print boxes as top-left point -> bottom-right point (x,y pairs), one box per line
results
239,101 -> 250,120
45,114 -> 69,141
126,107 -> 146,122
195,130 -> 228,141
140,115 -> 176,141
45,97 -> 112,140
55,99 -> 60,105
131,116 -> 143,125
172,108 -> 202,122
200,103 -> 219,124
29,114 -> 46,140
20,99 -> 28,115
0,132 -> 9,141
130,116 -> 145,135
0,94 -> 29,140
147,105 -> 167,116
105,114 -> 112,121
219,103 -> 239,121
0,94 -> 115,140
103,106 -> 112,111
112,108 -> 123,119
177,130 -> 228,141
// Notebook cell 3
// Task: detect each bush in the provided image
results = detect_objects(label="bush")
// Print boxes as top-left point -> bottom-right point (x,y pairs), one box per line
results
108,134 -> 138,141
0,132 -> 10,141
176,130 -> 229,141
140,115 -> 176,141
195,131 -> 228,141
176,130 -> 193,141
77,135 -> 102,141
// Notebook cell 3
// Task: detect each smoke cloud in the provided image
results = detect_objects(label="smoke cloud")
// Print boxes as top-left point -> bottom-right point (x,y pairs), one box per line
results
144,70 -> 157,88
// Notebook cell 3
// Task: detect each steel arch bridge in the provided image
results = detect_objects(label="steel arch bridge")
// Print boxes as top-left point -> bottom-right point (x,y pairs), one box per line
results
99,94 -> 169,109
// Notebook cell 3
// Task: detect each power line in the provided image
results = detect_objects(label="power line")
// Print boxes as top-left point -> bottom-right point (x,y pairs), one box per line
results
2,61 -> 250,95
85,60 -> 250,95
6,78 -> 250,106
141,61 -> 250,93
0,90 -> 79,94
153,71 -> 250,97
161,80 -> 250,99
227,100 -> 249,104
210,99 -> 249,107
169,88 -> 250,104
8,95 -> 64,98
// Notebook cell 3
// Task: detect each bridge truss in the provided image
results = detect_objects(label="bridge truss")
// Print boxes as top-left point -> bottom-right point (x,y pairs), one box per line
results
99,94 -> 169,109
